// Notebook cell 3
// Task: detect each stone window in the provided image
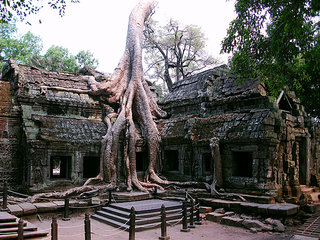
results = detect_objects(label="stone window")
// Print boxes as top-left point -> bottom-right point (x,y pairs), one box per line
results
50,156 -> 71,179
47,105 -> 64,115
164,150 -> 179,171
232,151 -> 253,177
83,156 -> 100,178
202,153 -> 213,175
136,152 -> 148,172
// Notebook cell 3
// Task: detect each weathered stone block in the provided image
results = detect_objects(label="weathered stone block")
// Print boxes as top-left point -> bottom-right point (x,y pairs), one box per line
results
220,216 -> 243,227
18,202 -> 37,215
206,212 -> 224,222
34,202 -> 58,213
213,208 -> 225,214
199,206 -> 212,213
242,219 -> 272,231
7,204 -> 23,216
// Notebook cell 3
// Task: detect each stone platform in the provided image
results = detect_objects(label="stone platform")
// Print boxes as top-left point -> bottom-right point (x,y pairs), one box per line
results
92,199 -> 184,231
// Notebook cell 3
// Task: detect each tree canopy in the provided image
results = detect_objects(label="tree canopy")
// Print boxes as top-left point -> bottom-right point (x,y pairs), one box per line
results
0,22 -> 99,72
144,19 -> 218,92
1,0 -> 79,23
221,0 -> 320,116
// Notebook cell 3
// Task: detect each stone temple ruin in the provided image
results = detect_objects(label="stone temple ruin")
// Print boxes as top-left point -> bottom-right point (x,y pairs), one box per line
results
0,60 -> 320,203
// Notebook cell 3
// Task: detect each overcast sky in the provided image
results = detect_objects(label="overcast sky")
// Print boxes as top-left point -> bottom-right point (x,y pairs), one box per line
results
17,0 -> 236,73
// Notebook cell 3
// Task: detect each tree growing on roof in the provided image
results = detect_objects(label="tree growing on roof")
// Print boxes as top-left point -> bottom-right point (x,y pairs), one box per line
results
144,19 -> 219,92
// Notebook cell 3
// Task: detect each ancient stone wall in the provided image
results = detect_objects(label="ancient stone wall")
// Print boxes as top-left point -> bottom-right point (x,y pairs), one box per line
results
0,80 -> 23,186
1,61 -> 107,189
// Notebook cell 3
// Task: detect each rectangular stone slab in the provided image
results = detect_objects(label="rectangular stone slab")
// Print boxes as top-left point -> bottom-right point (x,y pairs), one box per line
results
7,205 -> 23,217
18,203 -> 37,215
34,202 -> 58,213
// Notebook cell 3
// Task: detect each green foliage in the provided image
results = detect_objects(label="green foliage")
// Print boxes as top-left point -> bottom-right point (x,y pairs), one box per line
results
0,22 -> 42,67
1,0 -> 79,23
222,0 -> 320,116
75,50 -> 99,70
0,22 -> 99,73
41,45 -> 78,72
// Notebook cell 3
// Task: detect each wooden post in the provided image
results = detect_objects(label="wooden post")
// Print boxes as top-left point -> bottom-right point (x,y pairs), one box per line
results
159,204 -> 170,240
195,196 -> 201,225
153,186 -> 158,199
184,189 -> 188,201
180,200 -> 190,232
62,195 -> 70,221
17,218 -> 24,240
108,189 -> 112,205
188,198 -> 195,228
84,213 -> 91,240
51,215 -> 58,240
2,181 -> 8,210
129,206 -> 135,240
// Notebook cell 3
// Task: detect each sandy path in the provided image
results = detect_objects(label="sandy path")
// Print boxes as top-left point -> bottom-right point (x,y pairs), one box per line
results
24,212 -> 293,240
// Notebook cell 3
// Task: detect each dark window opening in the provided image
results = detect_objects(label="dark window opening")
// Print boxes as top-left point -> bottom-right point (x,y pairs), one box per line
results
50,156 -> 71,179
136,152 -> 148,172
47,105 -> 64,115
83,156 -> 100,178
232,151 -> 253,177
164,150 -> 179,171
278,93 -> 294,112
202,153 -> 213,174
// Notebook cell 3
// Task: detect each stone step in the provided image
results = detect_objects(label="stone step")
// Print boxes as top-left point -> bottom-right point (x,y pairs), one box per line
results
0,219 -> 26,228
0,224 -> 37,233
0,212 -> 48,239
101,205 -> 182,219
96,207 -> 183,226
0,230 -> 48,239
92,213 -> 183,232
110,200 -> 182,214
199,198 -> 299,216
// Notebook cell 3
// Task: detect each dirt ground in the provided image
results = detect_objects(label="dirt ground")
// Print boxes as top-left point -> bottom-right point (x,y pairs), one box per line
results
23,211 -> 296,240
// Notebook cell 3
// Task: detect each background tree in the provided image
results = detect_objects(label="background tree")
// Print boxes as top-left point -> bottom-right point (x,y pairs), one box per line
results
0,22 -> 42,68
0,22 -> 99,72
221,0 -> 320,116
1,0 -> 79,23
144,19 -> 219,92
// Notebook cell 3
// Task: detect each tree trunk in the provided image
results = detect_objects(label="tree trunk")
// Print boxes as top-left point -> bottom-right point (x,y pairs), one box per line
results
85,0 -> 168,191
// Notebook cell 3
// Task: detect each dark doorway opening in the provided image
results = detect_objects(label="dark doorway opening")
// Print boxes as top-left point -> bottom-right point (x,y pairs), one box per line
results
202,153 -> 213,175
50,156 -> 71,179
164,150 -> 179,171
136,152 -> 148,172
298,139 -> 307,185
83,156 -> 100,178
232,151 -> 253,177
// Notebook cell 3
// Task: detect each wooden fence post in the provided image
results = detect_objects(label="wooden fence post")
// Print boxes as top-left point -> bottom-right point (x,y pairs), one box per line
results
159,204 -> 170,240
51,215 -> 58,240
180,200 -> 190,232
62,195 -> 70,221
2,181 -> 8,210
129,206 -> 135,240
108,189 -> 112,205
195,196 -> 201,225
84,213 -> 91,240
18,218 -> 24,240
188,198 -> 195,228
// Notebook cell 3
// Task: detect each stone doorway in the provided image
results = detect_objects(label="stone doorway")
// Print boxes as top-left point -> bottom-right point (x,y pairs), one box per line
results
298,138 -> 308,185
